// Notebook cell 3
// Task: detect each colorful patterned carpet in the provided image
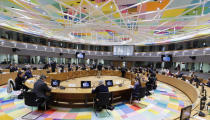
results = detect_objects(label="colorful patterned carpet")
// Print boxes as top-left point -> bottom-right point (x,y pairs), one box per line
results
0,83 -> 185,120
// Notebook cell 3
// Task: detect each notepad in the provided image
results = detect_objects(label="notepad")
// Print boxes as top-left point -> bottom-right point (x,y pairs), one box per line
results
68,84 -> 76,87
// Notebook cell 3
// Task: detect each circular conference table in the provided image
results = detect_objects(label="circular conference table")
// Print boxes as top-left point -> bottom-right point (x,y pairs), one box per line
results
25,70 -> 201,115
25,70 -> 143,107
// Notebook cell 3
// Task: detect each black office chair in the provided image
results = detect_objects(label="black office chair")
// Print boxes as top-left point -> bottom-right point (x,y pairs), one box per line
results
7,79 -> 24,99
146,81 -> 154,91
130,87 -> 146,104
22,91 -> 43,120
93,92 -> 112,116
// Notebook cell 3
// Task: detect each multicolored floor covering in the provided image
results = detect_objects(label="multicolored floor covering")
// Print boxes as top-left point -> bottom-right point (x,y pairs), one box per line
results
0,83 -> 185,120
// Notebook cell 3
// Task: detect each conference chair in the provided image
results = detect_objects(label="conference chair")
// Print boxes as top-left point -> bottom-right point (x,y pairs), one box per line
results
7,79 -> 23,99
93,92 -> 112,116
146,82 -> 154,91
130,87 -> 146,104
22,91 -> 44,120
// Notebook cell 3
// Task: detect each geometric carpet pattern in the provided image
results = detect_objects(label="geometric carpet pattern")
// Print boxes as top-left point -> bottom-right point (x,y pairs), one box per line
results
0,83 -> 184,120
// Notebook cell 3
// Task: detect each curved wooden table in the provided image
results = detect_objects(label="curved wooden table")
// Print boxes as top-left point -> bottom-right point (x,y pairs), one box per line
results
26,70 -> 135,107
25,70 -> 201,119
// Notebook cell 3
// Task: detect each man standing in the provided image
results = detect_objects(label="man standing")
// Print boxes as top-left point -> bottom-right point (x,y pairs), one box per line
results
121,66 -> 126,78
97,63 -> 103,78
51,61 -> 56,72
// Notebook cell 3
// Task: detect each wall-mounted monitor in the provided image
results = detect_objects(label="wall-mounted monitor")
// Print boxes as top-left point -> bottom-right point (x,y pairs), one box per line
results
161,54 -> 172,62
76,52 -> 85,59
113,45 -> 134,56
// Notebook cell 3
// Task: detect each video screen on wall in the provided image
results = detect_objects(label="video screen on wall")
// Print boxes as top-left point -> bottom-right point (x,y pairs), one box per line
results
113,45 -> 134,56
161,54 -> 172,62
76,52 -> 85,59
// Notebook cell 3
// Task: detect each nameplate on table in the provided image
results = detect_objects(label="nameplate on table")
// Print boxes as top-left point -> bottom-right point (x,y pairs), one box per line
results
68,84 -> 76,87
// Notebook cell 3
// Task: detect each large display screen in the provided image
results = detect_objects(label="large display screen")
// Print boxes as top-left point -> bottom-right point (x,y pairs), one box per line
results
76,52 -> 85,59
113,45 -> 134,56
161,54 -> 172,62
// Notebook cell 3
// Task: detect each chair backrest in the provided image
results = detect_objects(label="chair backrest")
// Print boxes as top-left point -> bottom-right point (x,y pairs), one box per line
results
7,79 -> 16,93
139,87 -> 146,98
95,92 -> 111,107
24,92 -> 39,107
133,86 -> 146,98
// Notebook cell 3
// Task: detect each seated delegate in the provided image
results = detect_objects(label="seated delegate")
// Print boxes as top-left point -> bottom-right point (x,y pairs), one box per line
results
15,71 -> 29,98
206,78 -> 210,87
24,68 -> 33,79
92,80 -> 114,111
33,75 -> 51,110
132,74 -> 143,95
10,64 -> 18,72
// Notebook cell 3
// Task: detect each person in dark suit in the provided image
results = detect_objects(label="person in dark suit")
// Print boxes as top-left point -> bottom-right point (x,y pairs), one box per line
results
176,71 -> 183,78
10,64 -> 18,72
15,71 -> 28,91
206,78 -> 210,87
97,63 -> 103,78
51,61 -> 56,72
92,80 -> 109,94
121,67 -> 126,78
92,80 -> 114,111
68,63 -> 72,71
193,75 -> 200,88
24,68 -> 33,79
132,75 -> 143,99
33,75 -> 51,110
43,63 -> 49,69
15,71 -> 29,98
133,74 -> 142,91
58,64 -> 64,72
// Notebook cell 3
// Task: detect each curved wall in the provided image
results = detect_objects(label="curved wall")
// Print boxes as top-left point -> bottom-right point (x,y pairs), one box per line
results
0,27 -> 210,52
1,38 -> 210,63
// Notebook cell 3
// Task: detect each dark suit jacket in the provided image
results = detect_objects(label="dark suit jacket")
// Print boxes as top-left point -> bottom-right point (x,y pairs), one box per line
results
15,76 -> 25,90
133,81 -> 142,92
207,82 -> 210,87
33,79 -> 51,99
97,64 -> 102,71
92,85 -> 109,94
24,70 -> 33,79
10,66 -> 17,72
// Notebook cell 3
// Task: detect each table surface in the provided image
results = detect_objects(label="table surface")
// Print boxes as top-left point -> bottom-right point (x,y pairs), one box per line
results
25,76 -> 133,94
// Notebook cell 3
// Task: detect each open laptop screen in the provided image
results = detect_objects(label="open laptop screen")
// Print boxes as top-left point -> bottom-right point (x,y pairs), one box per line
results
105,80 -> 113,87
81,81 -> 91,88
51,79 -> 60,87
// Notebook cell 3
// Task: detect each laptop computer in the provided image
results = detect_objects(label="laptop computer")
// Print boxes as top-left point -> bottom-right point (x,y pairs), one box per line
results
81,81 -> 91,88
105,80 -> 113,87
51,79 -> 60,87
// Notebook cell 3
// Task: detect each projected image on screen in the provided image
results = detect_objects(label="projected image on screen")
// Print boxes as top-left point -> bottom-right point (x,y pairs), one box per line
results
163,56 -> 170,62
76,52 -> 85,59
113,46 -> 134,56
161,55 -> 172,62
77,53 -> 83,58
